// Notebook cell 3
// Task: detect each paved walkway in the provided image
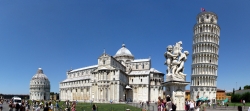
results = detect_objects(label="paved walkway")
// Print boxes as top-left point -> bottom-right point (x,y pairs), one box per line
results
127,102 -> 250,111
1,102 -> 250,111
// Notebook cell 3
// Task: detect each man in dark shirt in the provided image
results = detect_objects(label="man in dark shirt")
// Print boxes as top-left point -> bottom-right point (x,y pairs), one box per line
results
43,103 -> 49,111
172,103 -> 176,111
15,103 -> 20,111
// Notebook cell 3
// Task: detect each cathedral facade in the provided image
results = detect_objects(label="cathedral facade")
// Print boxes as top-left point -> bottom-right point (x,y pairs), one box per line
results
59,44 -> 164,102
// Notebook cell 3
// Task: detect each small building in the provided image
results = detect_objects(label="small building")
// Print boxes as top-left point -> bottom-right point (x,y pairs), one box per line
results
185,90 -> 190,100
50,93 -> 60,100
216,89 -> 226,100
235,89 -> 250,95
185,89 -> 231,102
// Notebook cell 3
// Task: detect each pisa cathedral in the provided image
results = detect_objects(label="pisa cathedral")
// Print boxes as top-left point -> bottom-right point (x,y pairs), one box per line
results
59,44 -> 164,102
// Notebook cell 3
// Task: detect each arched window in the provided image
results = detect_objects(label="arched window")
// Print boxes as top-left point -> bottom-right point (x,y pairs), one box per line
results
201,18 -> 204,23
142,64 -> 144,69
211,18 -> 214,23
103,60 -> 105,65
141,79 -> 142,82
132,79 -> 133,82
136,65 -> 138,69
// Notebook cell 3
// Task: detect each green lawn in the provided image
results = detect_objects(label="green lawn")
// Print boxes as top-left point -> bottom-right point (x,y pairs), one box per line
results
59,102 -> 142,111
227,102 -> 250,106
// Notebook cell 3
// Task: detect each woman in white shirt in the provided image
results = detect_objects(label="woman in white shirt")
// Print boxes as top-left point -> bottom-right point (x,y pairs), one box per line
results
189,100 -> 195,111
35,105 -> 41,111
50,103 -> 54,111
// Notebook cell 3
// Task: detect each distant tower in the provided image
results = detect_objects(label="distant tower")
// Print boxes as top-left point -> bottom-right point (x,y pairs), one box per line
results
190,11 -> 220,101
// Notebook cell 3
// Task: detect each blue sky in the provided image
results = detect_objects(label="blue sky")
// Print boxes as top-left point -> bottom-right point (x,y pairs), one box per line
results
0,0 -> 249,94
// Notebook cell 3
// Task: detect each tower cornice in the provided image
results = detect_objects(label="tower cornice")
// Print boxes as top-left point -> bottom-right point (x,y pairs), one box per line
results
196,11 -> 218,20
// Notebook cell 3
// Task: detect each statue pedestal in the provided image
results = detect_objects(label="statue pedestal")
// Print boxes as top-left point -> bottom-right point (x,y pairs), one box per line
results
162,74 -> 190,111
166,73 -> 186,82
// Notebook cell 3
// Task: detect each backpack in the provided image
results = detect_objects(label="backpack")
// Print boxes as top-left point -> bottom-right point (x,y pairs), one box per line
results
161,103 -> 165,108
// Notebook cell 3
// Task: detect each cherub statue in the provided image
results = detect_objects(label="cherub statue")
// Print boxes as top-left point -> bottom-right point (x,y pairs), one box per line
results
175,51 -> 189,74
164,45 -> 178,74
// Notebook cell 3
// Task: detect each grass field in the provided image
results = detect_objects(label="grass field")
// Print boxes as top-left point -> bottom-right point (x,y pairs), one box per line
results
227,102 -> 250,106
58,102 -> 142,111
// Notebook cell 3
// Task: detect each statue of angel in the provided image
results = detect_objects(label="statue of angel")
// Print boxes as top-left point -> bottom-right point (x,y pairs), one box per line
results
164,45 -> 178,74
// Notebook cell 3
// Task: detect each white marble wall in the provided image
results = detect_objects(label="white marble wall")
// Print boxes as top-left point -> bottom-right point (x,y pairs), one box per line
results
60,53 -> 161,103
191,12 -> 220,101
30,92 -> 50,100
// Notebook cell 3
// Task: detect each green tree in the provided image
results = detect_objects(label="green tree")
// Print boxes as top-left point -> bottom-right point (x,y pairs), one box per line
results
231,92 -> 250,102
233,88 -> 235,95
226,92 -> 232,96
239,87 -> 241,90
241,92 -> 250,102
231,94 -> 241,102
244,85 -> 250,89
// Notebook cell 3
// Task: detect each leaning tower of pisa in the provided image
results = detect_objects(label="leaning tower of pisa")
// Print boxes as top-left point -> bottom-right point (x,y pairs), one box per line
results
190,11 -> 220,102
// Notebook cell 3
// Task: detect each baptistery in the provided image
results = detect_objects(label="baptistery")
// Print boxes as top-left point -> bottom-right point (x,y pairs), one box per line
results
30,68 -> 50,100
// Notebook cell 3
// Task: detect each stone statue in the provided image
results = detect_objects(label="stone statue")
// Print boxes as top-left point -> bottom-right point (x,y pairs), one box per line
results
164,45 -> 178,74
164,41 -> 189,81
175,51 -> 189,74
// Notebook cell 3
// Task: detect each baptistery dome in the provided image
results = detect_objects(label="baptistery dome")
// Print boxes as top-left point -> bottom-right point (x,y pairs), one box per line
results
29,68 -> 50,100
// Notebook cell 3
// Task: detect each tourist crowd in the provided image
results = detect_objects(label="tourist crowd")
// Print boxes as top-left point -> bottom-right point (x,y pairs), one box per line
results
157,95 -> 176,111
184,99 -> 206,111
6,99 -> 62,111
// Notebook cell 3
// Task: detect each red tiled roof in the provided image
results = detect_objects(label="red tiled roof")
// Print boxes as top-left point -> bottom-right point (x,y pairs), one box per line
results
217,89 -> 225,91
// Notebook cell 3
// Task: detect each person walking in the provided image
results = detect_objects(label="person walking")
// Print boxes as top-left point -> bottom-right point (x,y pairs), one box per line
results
15,102 -> 20,111
20,102 -> 25,111
171,103 -> 176,111
43,103 -> 49,111
157,97 -> 161,111
200,101 -> 206,111
185,99 -> 189,111
9,101 -> 14,111
92,104 -> 97,111
189,100 -> 195,111
55,102 -> 59,110
71,105 -> 76,111
0,100 -> 3,111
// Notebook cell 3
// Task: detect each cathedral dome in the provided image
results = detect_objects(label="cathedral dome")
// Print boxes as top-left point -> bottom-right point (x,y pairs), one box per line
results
114,44 -> 133,57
